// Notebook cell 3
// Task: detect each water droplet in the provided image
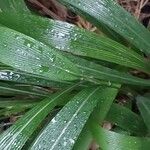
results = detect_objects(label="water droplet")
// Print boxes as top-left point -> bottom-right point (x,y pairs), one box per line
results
114,25 -> 118,28
15,35 -> 20,40
51,118 -> 57,124
65,69 -> 70,73
69,139 -> 75,144
108,81 -> 112,86
24,39 -> 34,48
89,76 -> 94,79
0,8 -> 2,13
3,44 -> 7,47
27,43 -> 31,48
64,120 -> 67,123
63,141 -> 67,146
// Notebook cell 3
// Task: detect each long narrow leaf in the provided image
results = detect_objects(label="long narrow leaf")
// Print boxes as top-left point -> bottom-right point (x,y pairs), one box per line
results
0,84 -> 78,150
91,123 -> 150,150
106,103 -> 147,135
0,13 -> 149,72
0,26 -> 80,81
0,82 -> 48,97
74,86 -> 119,150
59,0 -> 150,55
0,0 -> 30,13
66,54 -> 150,87
136,96 -> 150,133
0,68 -> 72,88
30,86 -> 103,150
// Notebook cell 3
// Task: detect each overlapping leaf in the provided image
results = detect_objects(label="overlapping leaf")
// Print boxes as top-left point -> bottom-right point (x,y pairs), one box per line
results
59,0 -> 150,55
0,0 -> 30,13
0,81 -> 48,97
91,123 -> 150,150
66,54 -> 150,87
106,103 -> 147,135
0,13 -> 149,73
136,96 -> 150,133
0,84 -> 78,150
0,26 -> 80,82
73,86 -> 119,150
0,67 -> 72,88
0,25 -> 149,86
30,87 -> 103,150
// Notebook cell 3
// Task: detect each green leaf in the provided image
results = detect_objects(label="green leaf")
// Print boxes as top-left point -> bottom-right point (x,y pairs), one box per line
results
136,96 -> 150,133
0,99 -> 37,109
73,125 -> 92,150
0,107 -> 26,118
0,26 -> 80,81
74,86 -> 119,150
106,103 -> 147,135
0,68 -> 72,88
59,0 -> 150,55
0,0 -> 30,13
91,123 -> 150,150
30,86 -> 103,150
66,54 -> 150,87
1,25 -> 149,87
0,84 -> 78,150
0,81 -> 48,97
0,13 -> 149,73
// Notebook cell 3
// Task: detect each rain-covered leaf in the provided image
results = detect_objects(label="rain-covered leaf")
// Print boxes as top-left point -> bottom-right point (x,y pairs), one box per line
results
0,0 -> 30,13
30,86 -> 103,150
0,68 -> 72,88
0,84 -> 78,150
59,0 -> 150,55
66,54 -> 150,87
1,25 -> 149,87
74,86 -> 119,150
0,26 -> 80,81
0,13 -> 149,73
0,81 -> 48,97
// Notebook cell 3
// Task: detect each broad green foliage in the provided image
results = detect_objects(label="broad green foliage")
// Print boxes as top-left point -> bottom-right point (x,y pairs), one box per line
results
0,0 -> 150,150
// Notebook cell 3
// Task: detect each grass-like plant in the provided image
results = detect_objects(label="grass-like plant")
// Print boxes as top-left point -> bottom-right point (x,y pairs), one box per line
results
0,0 -> 150,150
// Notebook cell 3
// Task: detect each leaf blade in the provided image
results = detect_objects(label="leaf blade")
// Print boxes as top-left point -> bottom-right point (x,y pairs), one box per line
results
136,95 -> 150,133
59,0 -> 150,55
0,13 -> 149,72
0,84 -> 78,150
30,86 -> 103,150
0,26 -> 80,81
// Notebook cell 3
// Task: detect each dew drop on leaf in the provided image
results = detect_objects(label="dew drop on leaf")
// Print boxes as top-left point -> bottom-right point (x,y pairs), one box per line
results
63,141 -> 67,146
51,118 -> 57,124
108,81 -> 112,86
69,138 -> 75,144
